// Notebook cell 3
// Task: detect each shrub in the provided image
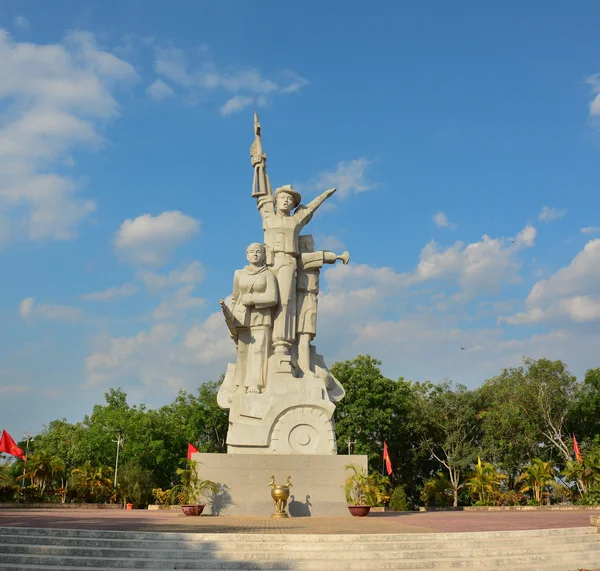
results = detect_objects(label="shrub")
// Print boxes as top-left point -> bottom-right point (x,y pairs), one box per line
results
152,488 -> 176,507
419,473 -> 453,507
577,485 -> 600,506
389,486 -> 409,511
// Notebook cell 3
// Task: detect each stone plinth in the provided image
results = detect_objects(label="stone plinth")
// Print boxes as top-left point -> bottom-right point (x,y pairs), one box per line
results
193,453 -> 367,517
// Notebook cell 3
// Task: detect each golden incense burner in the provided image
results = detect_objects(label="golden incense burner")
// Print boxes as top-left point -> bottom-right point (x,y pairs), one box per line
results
269,475 -> 292,518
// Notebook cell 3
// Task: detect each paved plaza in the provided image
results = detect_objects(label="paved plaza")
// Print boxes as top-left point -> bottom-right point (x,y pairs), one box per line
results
0,508 -> 598,535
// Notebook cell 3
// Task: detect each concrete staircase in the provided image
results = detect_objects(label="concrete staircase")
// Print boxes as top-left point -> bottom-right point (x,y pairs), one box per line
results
0,525 -> 598,570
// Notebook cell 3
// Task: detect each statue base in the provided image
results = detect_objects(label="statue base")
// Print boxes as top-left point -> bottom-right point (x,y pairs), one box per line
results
192,453 -> 368,516
217,350 -> 346,454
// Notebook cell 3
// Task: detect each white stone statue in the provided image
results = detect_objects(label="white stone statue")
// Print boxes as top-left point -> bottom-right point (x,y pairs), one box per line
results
217,112 -> 347,455
227,242 -> 278,395
296,235 -> 349,376
257,185 -> 336,365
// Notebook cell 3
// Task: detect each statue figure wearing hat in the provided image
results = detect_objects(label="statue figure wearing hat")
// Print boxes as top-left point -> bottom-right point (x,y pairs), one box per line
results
250,112 -> 336,363
257,184 -> 336,362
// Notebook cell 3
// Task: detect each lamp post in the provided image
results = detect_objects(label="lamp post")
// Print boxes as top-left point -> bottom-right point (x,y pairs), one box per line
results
113,435 -> 123,488
22,430 -> 33,488
347,437 -> 355,455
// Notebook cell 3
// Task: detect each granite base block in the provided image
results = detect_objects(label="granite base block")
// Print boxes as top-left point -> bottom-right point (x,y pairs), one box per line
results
192,453 -> 368,517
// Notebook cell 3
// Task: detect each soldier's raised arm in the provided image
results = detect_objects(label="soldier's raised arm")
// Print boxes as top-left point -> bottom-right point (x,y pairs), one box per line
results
250,111 -> 275,220
305,187 -> 337,215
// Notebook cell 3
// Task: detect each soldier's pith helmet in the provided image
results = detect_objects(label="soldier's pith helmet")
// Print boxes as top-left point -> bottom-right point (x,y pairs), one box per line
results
274,185 -> 302,207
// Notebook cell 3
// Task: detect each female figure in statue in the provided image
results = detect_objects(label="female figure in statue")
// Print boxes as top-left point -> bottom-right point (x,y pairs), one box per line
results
230,243 -> 278,394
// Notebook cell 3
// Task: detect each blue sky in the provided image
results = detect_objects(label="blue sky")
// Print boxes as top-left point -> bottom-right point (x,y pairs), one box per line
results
0,1 -> 599,441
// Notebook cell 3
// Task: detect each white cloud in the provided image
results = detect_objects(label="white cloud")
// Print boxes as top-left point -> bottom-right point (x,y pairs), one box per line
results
152,285 -> 205,320
515,224 -> 537,247
279,71 -> 310,94
433,211 -> 456,229
184,310 -> 235,364
0,29 -> 138,244
316,235 -> 346,252
309,158 -> 375,199
588,73 -> 600,118
80,220 -> 597,399
137,260 -> 205,289
84,310 -> 233,391
414,224 -> 535,297
581,226 -> 600,235
19,297 -> 82,322
14,16 -> 29,30
146,78 -> 175,101
84,323 -> 179,388
500,238 -> 600,325
81,283 -> 138,301
314,238 -> 599,386
0,384 -> 32,395
538,206 -> 566,222
19,297 -> 34,318
152,45 -> 308,113
321,224 -> 536,304
114,211 -> 200,267
220,95 -> 254,116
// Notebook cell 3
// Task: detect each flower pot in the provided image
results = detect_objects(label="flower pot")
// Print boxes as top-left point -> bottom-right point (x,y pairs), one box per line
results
181,504 -> 205,516
348,505 -> 371,517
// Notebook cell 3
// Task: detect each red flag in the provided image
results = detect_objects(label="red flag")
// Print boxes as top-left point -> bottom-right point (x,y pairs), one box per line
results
187,443 -> 199,460
573,434 -> 582,463
383,441 -> 392,475
0,430 -> 26,461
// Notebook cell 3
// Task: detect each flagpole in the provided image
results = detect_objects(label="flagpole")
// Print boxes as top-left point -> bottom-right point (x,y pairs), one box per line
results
22,430 -> 32,488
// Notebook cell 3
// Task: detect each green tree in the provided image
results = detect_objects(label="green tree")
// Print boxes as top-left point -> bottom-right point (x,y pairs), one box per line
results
465,459 -> 506,506
71,462 -> 114,503
420,472 -> 454,507
332,355 -> 428,503
118,461 -> 156,508
477,358 -> 579,483
32,419 -> 84,502
418,381 -> 479,507
570,368 -> 600,442
516,458 -> 557,505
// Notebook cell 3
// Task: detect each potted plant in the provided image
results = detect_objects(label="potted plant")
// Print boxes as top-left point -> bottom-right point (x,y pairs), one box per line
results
176,459 -> 219,516
343,464 -> 388,517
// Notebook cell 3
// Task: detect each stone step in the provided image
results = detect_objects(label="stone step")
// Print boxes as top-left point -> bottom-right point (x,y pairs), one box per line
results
1,567 -> 599,571
0,532 -> 597,551
0,550 -> 600,570
0,540 -> 598,560
0,525 -> 594,541
0,526 -> 597,570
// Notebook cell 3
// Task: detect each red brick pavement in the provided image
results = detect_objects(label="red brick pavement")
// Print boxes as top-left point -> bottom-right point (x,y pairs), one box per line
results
0,509 -> 598,535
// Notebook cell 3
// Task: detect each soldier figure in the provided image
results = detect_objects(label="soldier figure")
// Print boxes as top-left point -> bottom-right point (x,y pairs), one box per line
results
296,235 -> 349,375
256,185 -> 336,362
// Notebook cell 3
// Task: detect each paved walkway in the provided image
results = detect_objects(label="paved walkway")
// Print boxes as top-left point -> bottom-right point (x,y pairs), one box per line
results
0,509 -> 598,535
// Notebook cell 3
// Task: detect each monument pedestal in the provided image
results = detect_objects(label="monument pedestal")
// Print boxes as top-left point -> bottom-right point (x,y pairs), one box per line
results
193,453 -> 368,517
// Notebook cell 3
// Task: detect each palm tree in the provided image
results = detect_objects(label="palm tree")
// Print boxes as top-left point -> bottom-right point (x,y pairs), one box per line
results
581,450 -> 600,490
562,460 -> 586,498
175,459 -> 218,505
420,472 -> 454,507
465,458 -> 507,505
72,462 -> 114,502
516,458 -> 557,505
